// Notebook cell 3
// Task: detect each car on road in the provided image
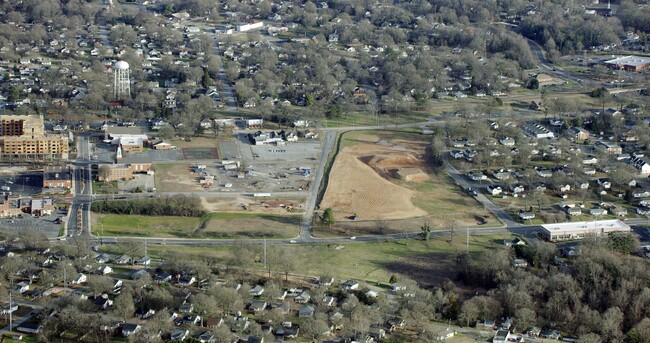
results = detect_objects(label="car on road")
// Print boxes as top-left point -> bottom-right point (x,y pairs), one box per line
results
1,186 -> 10,191
5,181 -> 13,184
350,236 -> 356,240
289,240 -> 297,244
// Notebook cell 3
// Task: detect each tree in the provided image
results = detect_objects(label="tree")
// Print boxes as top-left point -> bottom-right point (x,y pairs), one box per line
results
420,222 -> 431,241
608,233 -> 639,255
193,293 -> 217,327
112,292 -> 135,320
86,275 -> 114,298
459,300 -> 479,327
201,67 -> 212,88
320,208 -> 335,228
526,77 -> 539,90
578,333 -> 603,343
513,307 -> 537,332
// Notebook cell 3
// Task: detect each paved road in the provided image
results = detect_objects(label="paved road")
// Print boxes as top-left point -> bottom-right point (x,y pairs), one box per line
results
300,131 -> 337,241
212,40 -> 237,110
446,164 -> 521,228
527,39 -> 584,84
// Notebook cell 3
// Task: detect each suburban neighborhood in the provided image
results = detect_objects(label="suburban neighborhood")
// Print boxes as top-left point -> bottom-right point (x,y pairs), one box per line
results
0,0 -> 649,342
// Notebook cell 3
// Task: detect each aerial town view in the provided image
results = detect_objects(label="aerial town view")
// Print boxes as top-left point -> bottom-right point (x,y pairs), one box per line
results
0,0 -> 649,342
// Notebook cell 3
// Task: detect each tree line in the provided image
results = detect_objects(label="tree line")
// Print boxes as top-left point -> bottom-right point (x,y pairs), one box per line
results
91,194 -> 207,217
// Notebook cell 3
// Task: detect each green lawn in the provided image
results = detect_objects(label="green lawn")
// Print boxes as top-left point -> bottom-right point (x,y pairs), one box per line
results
144,234 -> 513,286
93,212 -> 301,239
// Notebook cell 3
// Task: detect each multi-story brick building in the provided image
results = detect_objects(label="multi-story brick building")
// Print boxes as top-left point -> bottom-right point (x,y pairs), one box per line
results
98,163 -> 152,182
0,115 -> 69,161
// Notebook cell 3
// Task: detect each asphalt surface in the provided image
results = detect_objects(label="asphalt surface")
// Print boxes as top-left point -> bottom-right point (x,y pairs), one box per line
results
526,39 -> 584,84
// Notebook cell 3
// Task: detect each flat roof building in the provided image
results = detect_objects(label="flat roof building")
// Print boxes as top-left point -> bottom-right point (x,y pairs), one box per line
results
541,220 -> 631,242
603,55 -> 650,71
43,166 -> 72,189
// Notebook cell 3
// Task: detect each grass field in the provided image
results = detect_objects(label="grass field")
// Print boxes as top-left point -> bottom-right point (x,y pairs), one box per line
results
93,212 -> 301,239
144,233 -> 514,287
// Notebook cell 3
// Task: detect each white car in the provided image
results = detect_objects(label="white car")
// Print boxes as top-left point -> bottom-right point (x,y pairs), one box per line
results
350,236 -> 356,240
289,240 -> 297,244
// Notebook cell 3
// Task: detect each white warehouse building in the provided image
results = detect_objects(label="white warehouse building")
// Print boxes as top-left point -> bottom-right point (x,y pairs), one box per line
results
541,220 -> 631,242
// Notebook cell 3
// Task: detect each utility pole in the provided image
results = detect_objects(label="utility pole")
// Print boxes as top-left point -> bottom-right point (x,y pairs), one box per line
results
466,228 -> 469,256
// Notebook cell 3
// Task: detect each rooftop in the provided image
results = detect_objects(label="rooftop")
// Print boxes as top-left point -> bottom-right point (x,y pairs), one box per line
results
541,220 -> 630,234
604,55 -> 650,67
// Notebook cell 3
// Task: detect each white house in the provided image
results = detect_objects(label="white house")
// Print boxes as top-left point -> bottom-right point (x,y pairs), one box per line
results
71,273 -> 87,284
237,20 -> 264,32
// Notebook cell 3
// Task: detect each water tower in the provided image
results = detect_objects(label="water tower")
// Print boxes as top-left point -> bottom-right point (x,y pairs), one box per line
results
113,61 -> 130,100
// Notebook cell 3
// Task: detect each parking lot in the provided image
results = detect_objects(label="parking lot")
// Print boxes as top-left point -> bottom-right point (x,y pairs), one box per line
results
155,134 -> 321,193
0,207 -> 66,238
0,172 -> 43,196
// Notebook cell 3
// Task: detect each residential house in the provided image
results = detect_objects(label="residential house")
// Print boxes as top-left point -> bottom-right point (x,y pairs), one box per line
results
590,208 -> 607,216
181,315 -> 201,326
536,168 -> 553,178
499,137 -> 516,146
610,206 -> 627,217
15,282 -> 29,294
512,259 -> 528,268
342,280 -> 359,291
171,328 -> 189,341
493,329 -> 512,343
493,170 -> 510,181
155,273 -> 172,283
629,156 -> 650,174
596,141 -> 622,155
179,302 -> 194,313
295,291 -> 311,304
523,123 -> 555,139
250,285 -> 265,296
298,305 -> 315,318
135,308 -> 156,319
565,207 -> 582,216
71,273 -> 87,284
178,276 -> 196,287
518,212 -> 535,220
95,295 -> 113,310
198,331 -> 216,343
248,300 -> 267,313
487,185 -> 503,196
97,266 -> 113,275
95,254 -> 111,263
468,171 -> 487,181
540,330 -> 561,340
134,256 -> 151,265
504,238 -> 526,247
115,255 -> 131,265
122,324 -> 142,337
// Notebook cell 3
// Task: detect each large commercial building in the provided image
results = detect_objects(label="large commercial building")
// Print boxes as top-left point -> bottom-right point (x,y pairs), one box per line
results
0,115 -> 69,161
541,220 -> 631,242
603,55 -> 650,71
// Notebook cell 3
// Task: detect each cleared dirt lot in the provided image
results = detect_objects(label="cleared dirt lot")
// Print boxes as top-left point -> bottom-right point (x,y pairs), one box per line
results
154,164 -> 204,192
319,130 -> 495,234
200,196 -> 304,214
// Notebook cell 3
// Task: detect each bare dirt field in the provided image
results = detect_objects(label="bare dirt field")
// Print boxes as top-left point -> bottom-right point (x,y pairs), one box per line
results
321,133 -> 430,220
154,164 -> 203,192
200,196 -> 304,214
319,131 -> 495,234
